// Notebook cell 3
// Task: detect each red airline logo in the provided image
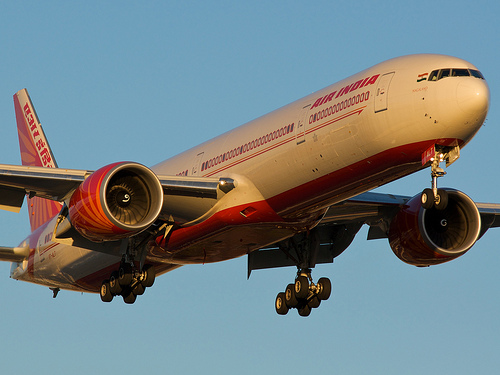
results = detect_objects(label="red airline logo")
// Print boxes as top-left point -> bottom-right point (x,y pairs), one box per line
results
23,102 -> 53,168
310,74 -> 380,110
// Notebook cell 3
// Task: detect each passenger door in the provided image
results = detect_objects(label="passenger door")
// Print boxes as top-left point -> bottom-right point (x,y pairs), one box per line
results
374,72 -> 395,113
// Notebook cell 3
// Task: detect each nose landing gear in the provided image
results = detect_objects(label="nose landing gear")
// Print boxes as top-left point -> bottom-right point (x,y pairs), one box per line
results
421,145 -> 459,210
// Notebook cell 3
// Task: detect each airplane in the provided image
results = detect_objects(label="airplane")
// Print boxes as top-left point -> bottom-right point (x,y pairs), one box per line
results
0,53 -> 498,317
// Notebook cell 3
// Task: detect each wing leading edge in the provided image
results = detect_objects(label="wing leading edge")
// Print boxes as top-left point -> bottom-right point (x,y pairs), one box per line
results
0,164 -> 89,212
0,163 -> 234,212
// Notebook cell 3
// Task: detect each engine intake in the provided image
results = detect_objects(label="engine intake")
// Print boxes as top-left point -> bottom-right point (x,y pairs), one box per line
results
388,189 -> 481,266
69,162 -> 164,241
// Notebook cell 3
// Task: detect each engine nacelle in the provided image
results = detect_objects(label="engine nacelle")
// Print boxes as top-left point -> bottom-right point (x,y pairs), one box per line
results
68,162 -> 164,241
388,189 -> 481,267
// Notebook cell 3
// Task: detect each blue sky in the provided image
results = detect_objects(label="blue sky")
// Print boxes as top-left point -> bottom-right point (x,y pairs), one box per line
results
0,1 -> 499,374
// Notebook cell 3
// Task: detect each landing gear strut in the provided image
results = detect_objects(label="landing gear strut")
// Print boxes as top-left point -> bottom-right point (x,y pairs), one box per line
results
274,229 -> 333,317
99,225 -> 166,304
421,146 -> 457,211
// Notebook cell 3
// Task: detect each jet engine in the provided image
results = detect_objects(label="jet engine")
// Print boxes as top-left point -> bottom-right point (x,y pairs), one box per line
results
68,162 -> 164,241
388,189 -> 481,266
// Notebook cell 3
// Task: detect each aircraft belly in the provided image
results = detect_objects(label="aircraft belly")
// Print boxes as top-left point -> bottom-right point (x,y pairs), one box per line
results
150,128 -> 462,267
149,224 -> 297,265
23,243 -> 121,292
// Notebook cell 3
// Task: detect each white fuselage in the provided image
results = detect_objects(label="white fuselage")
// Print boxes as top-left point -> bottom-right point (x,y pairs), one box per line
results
12,54 -> 490,292
153,54 -> 488,213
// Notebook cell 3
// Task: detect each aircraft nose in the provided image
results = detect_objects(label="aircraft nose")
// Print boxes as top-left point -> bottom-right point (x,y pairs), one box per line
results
456,78 -> 490,117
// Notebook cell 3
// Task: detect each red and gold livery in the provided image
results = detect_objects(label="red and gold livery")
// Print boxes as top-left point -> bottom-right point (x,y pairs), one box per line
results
0,54 -> 497,317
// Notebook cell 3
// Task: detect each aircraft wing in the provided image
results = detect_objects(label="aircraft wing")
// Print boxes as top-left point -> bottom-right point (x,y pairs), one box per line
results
0,164 -> 89,212
0,244 -> 29,262
247,191 -> 500,275
0,163 -> 232,215
324,191 -> 500,238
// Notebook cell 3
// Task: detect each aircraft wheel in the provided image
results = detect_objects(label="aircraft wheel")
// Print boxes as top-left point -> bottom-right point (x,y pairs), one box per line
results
118,264 -> 133,286
133,283 -> 145,296
308,296 -> 321,309
295,276 -> 309,299
317,277 -> 332,301
100,280 -> 113,302
109,271 -> 122,295
435,189 -> 449,210
298,304 -> 311,317
142,265 -> 156,288
421,188 -> 434,209
276,292 -> 289,315
122,289 -> 137,304
285,283 -> 298,307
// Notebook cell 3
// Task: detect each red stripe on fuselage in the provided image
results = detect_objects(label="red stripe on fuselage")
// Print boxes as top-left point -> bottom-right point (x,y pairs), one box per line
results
268,138 -> 462,216
23,138 -> 464,293
150,138 -> 462,266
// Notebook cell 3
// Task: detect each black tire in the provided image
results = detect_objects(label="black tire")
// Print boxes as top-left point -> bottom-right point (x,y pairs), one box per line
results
317,277 -> 332,300
100,280 -> 113,302
118,264 -> 133,286
308,296 -> 321,309
421,188 -> 434,209
435,189 -> 449,211
109,271 -> 122,295
294,276 -> 309,299
122,290 -> 137,304
276,292 -> 289,315
142,265 -> 156,288
285,283 -> 298,307
133,283 -> 145,296
298,304 -> 311,317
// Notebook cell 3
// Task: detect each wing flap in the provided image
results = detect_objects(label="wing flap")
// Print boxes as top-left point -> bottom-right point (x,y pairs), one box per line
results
0,185 -> 26,212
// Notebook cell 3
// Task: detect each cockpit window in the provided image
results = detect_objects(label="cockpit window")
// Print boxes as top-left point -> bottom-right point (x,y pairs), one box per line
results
439,69 -> 451,79
470,69 -> 484,79
452,68 -> 470,77
427,68 -> 485,81
429,70 -> 439,81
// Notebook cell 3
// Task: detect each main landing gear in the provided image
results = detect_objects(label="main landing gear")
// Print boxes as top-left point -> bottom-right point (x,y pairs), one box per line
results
100,263 -> 156,304
275,269 -> 332,317
272,229 -> 335,317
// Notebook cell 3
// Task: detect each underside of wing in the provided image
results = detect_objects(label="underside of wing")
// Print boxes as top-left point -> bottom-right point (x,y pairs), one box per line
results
248,190 -> 500,274
0,164 -> 89,212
